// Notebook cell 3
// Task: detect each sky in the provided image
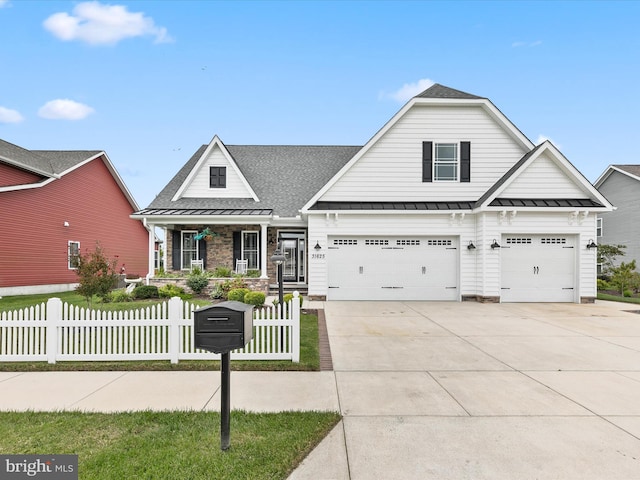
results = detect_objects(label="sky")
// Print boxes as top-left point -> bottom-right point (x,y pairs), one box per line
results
1,0 -> 639,209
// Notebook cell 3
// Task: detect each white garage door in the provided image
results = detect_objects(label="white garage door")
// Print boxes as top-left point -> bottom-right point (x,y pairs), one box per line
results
327,237 -> 458,301
501,235 -> 576,302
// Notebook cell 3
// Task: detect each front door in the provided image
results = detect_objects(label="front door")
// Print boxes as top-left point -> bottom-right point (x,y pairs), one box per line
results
279,232 -> 306,283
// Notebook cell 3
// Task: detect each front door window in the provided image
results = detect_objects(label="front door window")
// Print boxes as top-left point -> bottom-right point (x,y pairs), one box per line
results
279,232 -> 306,283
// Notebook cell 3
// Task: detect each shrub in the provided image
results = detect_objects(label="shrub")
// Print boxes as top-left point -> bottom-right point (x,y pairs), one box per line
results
624,289 -> 633,297
186,273 -> 209,294
597,278 -> 612,291
159,283 -> 191,299
109,289 -> 132,303
213,266 -> 233,278
228,288 -> 250,302
218,278 -> 248,299
284,293 -> 304,308
210,283 -> 224,299
132,285 -> 159,299
246,269 -> 261,278
244,291 -> 266,307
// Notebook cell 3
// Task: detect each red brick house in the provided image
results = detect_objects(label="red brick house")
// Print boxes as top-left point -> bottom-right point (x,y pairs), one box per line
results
0,138 -> 151,296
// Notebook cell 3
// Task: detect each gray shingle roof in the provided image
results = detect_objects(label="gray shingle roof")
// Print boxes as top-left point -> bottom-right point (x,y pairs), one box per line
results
613,165 -> 640,178
415,83 -> 484,100
0,138 -> 101,177
146,144 -> 362,217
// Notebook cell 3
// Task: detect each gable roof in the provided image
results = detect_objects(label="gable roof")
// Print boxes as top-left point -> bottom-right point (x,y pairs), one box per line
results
0,138 -> 140,211
301,84 -> 535,213
594,164 -> 640,187
476,141 -> 612,210
142,143 -> 361,218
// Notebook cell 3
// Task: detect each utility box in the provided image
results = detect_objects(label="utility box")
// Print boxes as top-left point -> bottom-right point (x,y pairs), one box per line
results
193,301 -> 254,354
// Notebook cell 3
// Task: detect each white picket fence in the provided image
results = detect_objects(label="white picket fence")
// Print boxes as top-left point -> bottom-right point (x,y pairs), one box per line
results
0,293 -> 300,364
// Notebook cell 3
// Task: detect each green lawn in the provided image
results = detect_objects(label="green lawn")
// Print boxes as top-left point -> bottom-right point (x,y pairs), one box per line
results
0,410 -> 341,480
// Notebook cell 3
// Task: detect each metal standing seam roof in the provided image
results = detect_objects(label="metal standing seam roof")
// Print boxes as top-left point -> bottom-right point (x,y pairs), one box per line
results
135,208 -> 273,216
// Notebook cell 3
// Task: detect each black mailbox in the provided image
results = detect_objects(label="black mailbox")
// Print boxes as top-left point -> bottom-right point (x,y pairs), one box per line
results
193,301 -> 254,354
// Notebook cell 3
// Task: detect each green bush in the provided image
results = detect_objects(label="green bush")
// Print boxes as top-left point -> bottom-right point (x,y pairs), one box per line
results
213,266 -> 233,278
218,278 -> 248,299
186,271 -> 209,294
246,269 -> 261,278
244,291 -> 266,306
109,289 -> 133,303
210,283 -> 224,299
284,293 -> 304,308
132,285 -> 159,299
597,278 -> 612,291
624,289 -> 633,297
228,288 -> 250,302
159,283 -> 191,299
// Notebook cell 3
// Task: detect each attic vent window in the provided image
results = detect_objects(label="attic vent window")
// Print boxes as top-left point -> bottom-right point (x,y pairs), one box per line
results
209,166 -> 226,188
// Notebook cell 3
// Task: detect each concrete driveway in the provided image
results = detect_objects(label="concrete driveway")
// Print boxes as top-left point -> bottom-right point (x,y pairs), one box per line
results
289,300 -> 640,480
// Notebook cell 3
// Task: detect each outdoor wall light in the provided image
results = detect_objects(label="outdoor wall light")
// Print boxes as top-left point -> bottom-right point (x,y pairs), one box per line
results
314,241 -> 322,250
467,241 -> 476,250
587,239 -> 598,249
490,239 -> 501,249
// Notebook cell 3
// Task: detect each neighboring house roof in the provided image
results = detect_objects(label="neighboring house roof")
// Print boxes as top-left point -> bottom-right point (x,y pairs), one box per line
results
0,138 -> 141,211
0,138 -> 58,177
144,144 -> 361,217
594,164 -> 640,187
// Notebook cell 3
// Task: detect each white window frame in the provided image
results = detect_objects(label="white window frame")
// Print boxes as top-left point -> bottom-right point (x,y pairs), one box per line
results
241,231 -> 259,270
181,231 -> 199,270
433,142 -> 459,182
596,217 -> 603,238
68,241 -> 80,269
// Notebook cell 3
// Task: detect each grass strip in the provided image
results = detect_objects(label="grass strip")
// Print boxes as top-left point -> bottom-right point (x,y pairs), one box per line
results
0,410 -> 341,479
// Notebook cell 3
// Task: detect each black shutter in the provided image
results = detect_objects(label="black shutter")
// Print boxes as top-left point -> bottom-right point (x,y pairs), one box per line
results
172,230 -> 181,271
233,231 -> 241,269
198,239 -> 207,269
461,141 -> 471,182
422,141 -> 433,182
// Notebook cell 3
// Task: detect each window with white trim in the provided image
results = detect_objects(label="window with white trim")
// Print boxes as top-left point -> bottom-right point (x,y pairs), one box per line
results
434,143 -> 458,181
597,217 -> 603,238
242,231 -> 259,269
68,241 -> 80,269
181,231 -> 199,270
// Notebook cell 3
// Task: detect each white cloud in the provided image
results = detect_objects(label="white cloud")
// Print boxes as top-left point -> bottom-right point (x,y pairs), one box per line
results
0,106 -> 24,123
536,134 -> 561,149
512,40 -> 542,48
43,1 -> 173,46
0,0 -> 9,8
382,78 -> 435,103
38,99 -> 95,120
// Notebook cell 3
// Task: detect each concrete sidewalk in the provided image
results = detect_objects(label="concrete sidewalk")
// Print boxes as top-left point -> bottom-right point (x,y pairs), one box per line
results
2,300 -> 640,479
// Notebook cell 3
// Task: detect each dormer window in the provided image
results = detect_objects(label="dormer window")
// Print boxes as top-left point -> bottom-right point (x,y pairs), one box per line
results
422,141 -> 471,183
209,166 -> 226,188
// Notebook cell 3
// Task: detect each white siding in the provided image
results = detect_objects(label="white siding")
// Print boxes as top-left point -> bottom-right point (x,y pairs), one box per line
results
501,153 -> 586,199
309,210 -> 597,302
181,145 -> 253,199
320,105 -> 527,202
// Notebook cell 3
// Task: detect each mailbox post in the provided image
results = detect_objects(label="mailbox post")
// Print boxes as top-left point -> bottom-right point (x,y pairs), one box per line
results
193,301 -> 254,450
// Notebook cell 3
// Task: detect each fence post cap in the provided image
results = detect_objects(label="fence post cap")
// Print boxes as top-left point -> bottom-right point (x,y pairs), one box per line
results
293,291 -> 299,297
